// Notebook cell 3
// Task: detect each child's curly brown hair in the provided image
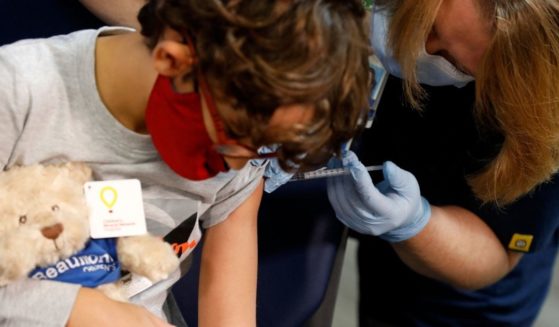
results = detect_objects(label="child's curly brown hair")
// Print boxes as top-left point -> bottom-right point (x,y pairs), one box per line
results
138,0 -> 372,170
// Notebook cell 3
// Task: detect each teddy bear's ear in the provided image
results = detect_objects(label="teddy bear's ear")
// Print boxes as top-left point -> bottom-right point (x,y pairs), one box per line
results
61,162 -> 92,184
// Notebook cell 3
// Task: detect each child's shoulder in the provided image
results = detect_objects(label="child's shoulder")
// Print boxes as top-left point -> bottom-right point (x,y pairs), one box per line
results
0,29 -> 108,101
0,29 -> 98,69
1,29 -> 95,50
2,27 -> 133,60
0,27 -> 133,78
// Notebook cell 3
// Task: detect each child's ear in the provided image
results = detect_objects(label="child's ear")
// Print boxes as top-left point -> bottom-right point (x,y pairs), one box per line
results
152,29 -> 195,77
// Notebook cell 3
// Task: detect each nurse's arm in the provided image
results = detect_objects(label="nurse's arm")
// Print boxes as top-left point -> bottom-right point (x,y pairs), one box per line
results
392,205 -> 523,290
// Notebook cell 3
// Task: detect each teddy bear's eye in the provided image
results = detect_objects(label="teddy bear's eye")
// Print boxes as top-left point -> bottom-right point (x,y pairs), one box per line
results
51,205 -> 60,212
19,215 -> 27,224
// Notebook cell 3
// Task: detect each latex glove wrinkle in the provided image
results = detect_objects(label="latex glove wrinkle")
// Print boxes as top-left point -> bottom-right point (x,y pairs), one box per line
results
327,151 -> 431,242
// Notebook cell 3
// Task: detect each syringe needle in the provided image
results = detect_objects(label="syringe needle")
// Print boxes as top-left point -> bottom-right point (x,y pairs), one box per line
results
290,165 -> 383,181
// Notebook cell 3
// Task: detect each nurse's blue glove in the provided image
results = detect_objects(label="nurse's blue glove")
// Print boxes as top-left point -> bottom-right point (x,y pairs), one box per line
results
326,151 -> 431,242
263,158 -> 295,193
253,146 -> 295,193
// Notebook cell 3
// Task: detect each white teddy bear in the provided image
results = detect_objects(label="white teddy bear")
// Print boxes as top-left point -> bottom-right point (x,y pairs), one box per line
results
0,162 -> 179,301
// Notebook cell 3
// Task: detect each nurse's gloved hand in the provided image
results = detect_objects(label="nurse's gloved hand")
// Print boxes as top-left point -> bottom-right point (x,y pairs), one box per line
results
326,151 -> 431,242
263,158 -> 294,193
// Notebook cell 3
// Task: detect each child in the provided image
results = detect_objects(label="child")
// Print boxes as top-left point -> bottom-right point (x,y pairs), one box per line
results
0,0 -> 370,326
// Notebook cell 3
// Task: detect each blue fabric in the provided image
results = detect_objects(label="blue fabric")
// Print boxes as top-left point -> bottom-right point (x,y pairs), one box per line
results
359,234 -> 559,327
29,238 -> 121,288
355,76 -> 559,326
475,178 -> 559,253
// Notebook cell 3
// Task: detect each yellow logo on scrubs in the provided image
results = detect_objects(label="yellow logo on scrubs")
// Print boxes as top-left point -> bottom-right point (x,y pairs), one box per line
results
508,233 -> 534,252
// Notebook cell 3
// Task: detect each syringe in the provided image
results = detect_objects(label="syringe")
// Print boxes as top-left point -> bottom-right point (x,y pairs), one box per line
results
290,165 -> 383,181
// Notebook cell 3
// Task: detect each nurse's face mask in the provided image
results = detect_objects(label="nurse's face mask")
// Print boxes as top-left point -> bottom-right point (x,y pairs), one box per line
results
370,8 -> 474,87
145,35 -> 276,181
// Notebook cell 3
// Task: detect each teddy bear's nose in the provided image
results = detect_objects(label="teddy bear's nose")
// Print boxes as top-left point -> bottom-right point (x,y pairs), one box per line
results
41,223 -> 64,240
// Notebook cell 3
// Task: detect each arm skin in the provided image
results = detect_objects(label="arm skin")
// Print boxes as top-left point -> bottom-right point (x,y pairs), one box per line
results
79,0 -> 144,29
198,180 -> 263,327
67,288 -> 173,327
392,205 -> 523,290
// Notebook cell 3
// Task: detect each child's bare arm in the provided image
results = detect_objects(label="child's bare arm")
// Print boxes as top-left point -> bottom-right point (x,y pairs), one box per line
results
198,180 -> 264,327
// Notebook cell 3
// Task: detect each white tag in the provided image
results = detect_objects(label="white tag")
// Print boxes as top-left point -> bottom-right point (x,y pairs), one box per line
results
84,179 -> 147,238
122,215 -> 202,299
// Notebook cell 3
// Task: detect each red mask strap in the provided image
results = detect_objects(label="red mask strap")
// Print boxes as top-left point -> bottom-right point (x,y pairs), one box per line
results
184,33 -> 230,145
198,75 -> 230,144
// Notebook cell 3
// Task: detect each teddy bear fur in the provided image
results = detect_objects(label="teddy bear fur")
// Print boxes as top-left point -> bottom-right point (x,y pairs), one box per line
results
0,162 -> 179,301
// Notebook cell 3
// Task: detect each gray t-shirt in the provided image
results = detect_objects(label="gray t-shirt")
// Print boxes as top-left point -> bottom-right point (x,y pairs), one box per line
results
0,27 -> 265,326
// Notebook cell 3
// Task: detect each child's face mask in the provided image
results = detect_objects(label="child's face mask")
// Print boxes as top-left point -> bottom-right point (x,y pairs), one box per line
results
145,74 -> 228,180
146,32 -> 278,181
145,74 -> 276,181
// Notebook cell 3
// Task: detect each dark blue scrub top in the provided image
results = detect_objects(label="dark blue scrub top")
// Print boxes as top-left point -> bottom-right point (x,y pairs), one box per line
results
355,76 -> 559,326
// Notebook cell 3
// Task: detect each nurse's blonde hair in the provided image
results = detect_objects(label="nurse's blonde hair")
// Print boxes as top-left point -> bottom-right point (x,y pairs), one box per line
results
377,0 -> 559,205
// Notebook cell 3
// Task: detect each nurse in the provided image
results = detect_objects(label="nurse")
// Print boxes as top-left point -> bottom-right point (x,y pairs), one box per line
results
328,0 -> 559,325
